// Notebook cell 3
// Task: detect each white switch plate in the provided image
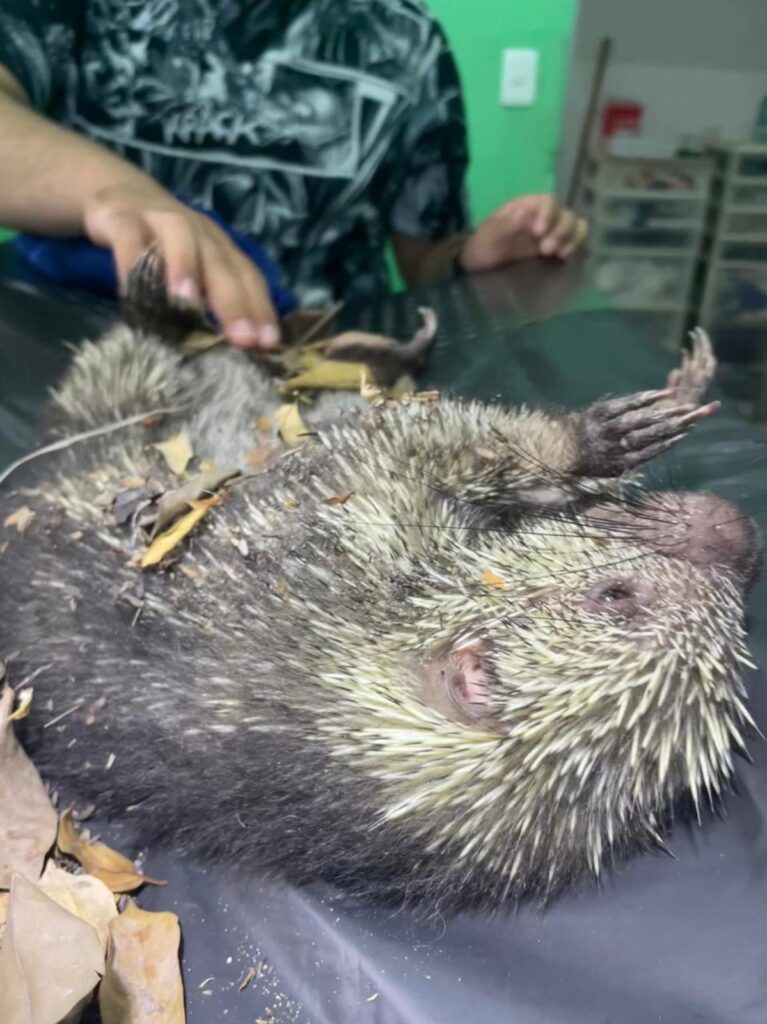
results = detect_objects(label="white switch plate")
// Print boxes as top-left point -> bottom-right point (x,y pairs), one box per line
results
500,48 -> 539,107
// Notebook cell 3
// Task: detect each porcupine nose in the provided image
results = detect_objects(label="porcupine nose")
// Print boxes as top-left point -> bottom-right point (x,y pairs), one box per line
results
651,493 -> 762,590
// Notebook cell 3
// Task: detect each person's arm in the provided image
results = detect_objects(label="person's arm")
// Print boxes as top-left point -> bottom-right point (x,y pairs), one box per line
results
0,65 -> 278,349
392,191 -> 589,288
387,19 -> 587,289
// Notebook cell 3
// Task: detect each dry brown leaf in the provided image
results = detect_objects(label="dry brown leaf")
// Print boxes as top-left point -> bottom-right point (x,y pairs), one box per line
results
480,570 -> 507,591
279,359 -> 372,393
187,495 -> 223,511
180,329 -> 224,355
244,445 -> 278,471
3,506 -> 34,534
395,389 -> 439,404
0,872 -> 104,1024
151,464 -> 240,537
274,403 -> 310,447
238,966 -> 257,992
255,415 -> 273,433
0,688 -> 58,889
321,491 -> 354,506
57,809 -> 166,892
100,899 -> 185,1024
141,505 -> 211,569
152,432 -> 194,476
38,861 -> 117,948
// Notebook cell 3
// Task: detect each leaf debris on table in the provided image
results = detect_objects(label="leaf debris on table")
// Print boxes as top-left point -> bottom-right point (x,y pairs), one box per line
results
100,900 -> 185,1024
151,432 -> 194,476
57,808 -> 166,893
0,687 -> 58,889
274,403 -> 311,447
3,505 -> 35,534
0,872 -> 105,1024
0,689 -> 189,1022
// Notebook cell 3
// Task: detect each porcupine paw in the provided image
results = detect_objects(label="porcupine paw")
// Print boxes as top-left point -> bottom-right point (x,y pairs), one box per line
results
575,386 -> 720,477
323,306 -> 438,387
666,326 -> 717,405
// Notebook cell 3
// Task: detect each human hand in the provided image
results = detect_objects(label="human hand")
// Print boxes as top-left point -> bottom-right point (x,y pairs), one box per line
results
459,194 -> 588,272
83,182 -> 279,350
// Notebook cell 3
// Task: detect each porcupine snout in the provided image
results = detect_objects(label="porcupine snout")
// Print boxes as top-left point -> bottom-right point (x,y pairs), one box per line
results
642,493 -> 762,591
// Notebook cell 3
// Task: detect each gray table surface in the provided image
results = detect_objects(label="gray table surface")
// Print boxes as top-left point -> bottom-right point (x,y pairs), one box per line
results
2,248 -> 767,1024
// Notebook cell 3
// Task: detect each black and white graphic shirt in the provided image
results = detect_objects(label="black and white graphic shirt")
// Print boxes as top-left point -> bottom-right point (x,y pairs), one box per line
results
0,0 -> 470,305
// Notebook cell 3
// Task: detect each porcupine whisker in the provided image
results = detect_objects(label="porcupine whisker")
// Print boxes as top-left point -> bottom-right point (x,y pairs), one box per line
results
287,512 -> 648,542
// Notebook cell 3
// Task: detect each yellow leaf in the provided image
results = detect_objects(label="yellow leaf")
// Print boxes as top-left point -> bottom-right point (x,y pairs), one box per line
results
99,899 -> 185,1024
141,504 -> 210,569
321,491 -> 354,506
57,809 -> 166,893
274,403 -> 310,447
297,349 -> 325,371
0,873 -> 104,1024
481,570 -> 507,591
0,687 -> 58,889
8,687 -> 33,722
38,861 -> 118,948
361,374 -> 384,401
152,432 -> 194,476
151,464 -> 240,537
3,506 -> 34,533
279,359 -> 373,393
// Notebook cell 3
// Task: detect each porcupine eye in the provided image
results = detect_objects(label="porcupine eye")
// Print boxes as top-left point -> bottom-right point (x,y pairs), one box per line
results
584,577 -> 651,618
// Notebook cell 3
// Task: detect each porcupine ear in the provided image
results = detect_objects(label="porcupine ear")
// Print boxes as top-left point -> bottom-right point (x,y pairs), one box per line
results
121,243 -> 210,345
420,641 -> 496,726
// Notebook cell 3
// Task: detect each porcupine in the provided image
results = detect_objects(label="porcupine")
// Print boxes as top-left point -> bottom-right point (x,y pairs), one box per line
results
0,249 -> 762,914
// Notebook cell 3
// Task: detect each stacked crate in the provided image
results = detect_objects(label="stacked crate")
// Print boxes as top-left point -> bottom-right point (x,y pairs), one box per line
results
578,152 -> 715,349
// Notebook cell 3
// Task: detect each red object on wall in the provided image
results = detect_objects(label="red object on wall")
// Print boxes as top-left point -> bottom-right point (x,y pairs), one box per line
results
602,101 -> 643,138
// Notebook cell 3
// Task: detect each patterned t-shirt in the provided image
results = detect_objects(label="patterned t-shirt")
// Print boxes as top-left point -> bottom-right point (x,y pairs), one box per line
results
0,0 -> 470,305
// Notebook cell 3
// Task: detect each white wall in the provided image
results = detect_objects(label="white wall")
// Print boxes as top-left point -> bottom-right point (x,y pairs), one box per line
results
558,0 -> 767,194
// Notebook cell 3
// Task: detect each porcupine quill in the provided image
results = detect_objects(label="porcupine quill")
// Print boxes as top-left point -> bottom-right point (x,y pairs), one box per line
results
0,247 -> 761,914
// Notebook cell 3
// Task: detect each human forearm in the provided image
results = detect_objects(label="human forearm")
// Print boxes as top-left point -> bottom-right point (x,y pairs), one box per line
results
390,231 -> 470,287
0,66 -> 279,350
0,69 -> 167,236
392,195 -> 589,288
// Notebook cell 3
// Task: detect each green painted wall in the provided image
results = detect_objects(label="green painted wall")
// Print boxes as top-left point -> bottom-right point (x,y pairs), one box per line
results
427,0 -> 578,221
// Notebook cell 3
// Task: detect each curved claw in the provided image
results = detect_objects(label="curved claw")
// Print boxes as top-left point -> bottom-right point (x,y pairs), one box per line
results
666,327 -> 717,405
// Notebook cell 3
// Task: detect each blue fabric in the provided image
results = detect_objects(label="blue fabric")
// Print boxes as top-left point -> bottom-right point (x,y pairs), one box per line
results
13,199 -> 298,318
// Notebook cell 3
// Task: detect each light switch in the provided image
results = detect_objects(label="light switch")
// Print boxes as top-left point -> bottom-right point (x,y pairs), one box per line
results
500,48 -> 539,107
